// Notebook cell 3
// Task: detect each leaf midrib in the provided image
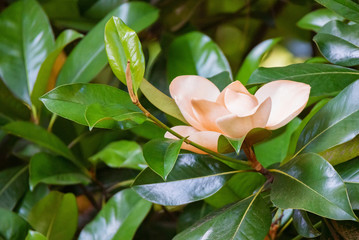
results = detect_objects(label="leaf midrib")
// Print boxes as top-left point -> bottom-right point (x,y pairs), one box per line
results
0,166 -> 28,197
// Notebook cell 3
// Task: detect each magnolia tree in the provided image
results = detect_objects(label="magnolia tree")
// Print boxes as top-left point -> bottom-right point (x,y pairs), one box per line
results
1,0 -> 359,239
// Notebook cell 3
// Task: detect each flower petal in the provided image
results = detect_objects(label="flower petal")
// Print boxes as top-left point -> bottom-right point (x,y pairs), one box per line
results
224,88 -> 258,116
170,76 -> 221,130
216,98 -> 272,139
216,81 -> 250,105
164,126 -> 221,154
255,80 -> 310,129
191,99 -> 230,132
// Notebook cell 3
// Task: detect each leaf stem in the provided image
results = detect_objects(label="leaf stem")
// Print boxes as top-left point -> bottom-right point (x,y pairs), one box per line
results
125,61 -> 250,166
31,105 -> 39,125
47,114 -> 57,132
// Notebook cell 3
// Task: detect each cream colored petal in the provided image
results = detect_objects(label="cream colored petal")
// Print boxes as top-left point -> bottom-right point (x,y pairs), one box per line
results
191,99 -> 230,132
164,126 -> 221,154
255,80 -> 310,129
216,98 -> 272,139
170,75 -> 221,130
216,80 -> 250,105
224,88 -> 258,117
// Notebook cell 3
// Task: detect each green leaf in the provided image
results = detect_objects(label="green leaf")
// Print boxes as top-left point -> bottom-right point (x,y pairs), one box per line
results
31,29 -> 83,108
29,152 -> 91,190
0,165 -> 28,210
292,210 -> 321,238
177,202 -> 215,232
56,2 -> 159,86
105,17 -> 145,94
247,63 -> 359,97
0,208 -> 30,240
0,80 -> 30,120
90,140 -> 147,170
174,193 -> 271,240
236,38 -> 280,85
132,154 -> 234,206
208,71 -> 232,91
139,78 -> 187,123
25,231 -> 47,240
314,21 -> 359,67
41,83 -> 142,129
270,153 -> 357,221
78,189 -> 151,240
297,8 -> 344,32
315,0 -> 359,24
0,0 -> 54,105
17,185 -> 49,220
2,121 -> 79,167
218,135 -> 245,154
336,158 -> 359,209
296,80 -> 359,156
143,138 -> 184,180
167,31 -> 232,83
28,191 -> 78,240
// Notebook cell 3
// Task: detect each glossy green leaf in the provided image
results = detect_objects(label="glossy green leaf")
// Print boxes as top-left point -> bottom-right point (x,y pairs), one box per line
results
0,208 -> 30,240
218,135 -> 244,154
25,231 -> 47,240
132,154 -> 234,206
31,29 -> 83,108
2,121 -> 78,166
0,166 -> 28,210
167,31 -> 232,82
41,83 -> 142,129
0,80 -> 30,120
90,140 -> 147,170
315,0 -> 359,24
336,158 -> 359,209
177,202 -> 215,232
247,63 -> 359,97
297,8 -> 344,32
270,153 -> 357,220
208,71 -> 232,91
143,138 -> 184,180
236,38 -> 280,85
56,2 -> 159,86
174,193 -> 271,240
139,78 -> 187,123
78,189 -> 151,240
17,185 -> 49,220
314,21 -> 359,67
28,191 -> 78,240
29,152 -> 91,190
0,0 -> 54,105
105,17 -> 145,94
296,80 -> 359,156
292,210 -> 321,238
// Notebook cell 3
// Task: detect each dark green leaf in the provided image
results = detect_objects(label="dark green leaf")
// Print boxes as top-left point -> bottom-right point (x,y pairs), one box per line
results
174,193 -> 271,240
0,0 -> 54,105
315,0 -> 359,24
320,135 -> 359,165
41,83 -> 142,129
270,153 -> 357,220
17,184 -> 49,220
143,138 -> 184,180
208,71 -> 232,91
292,210 -> 321,238
2,121 -> 79,166
132,154 -> 234,206
29,152 -> 91,190
28,191 -> 78,240
296,80 -> 359,157
31,29 -> 83,108
167,31 -> 232,83
78,189 -> 151,240
314,21 -> 359,66
25,231 -> 47,240
177,202 -> 215,232
236,38 -> 280,85
56,2 -> 159,86
247,63 -> 359,97
0,166 -> 28,210
0,208 -> 30,240
105,17 -> 145,94
90,140 -> 147,170
297,8 -> 344,32
139,78 -> 187,123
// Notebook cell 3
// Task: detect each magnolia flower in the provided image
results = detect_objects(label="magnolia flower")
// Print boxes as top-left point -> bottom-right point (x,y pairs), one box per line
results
165,76 -> 310,154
